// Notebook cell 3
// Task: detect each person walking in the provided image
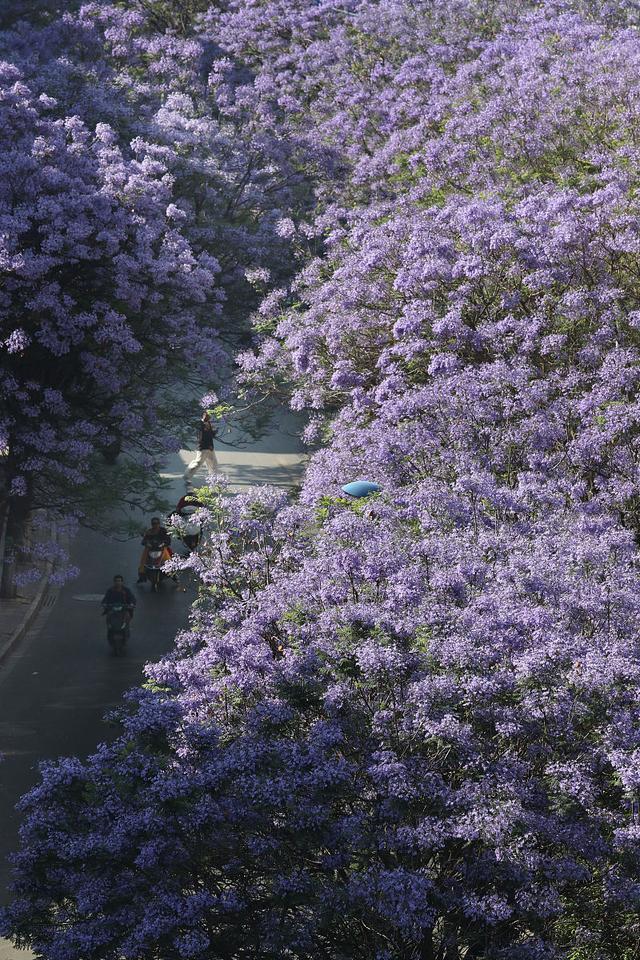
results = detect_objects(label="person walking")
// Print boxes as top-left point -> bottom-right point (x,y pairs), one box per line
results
183,411 -> 218,483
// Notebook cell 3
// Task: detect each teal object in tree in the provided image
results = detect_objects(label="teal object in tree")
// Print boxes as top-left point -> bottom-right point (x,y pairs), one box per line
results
341,480 -> 382,498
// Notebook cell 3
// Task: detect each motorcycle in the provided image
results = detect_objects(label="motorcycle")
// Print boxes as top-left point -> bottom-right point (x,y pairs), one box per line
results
145,545 -> 166,592
104,603 -> 131,655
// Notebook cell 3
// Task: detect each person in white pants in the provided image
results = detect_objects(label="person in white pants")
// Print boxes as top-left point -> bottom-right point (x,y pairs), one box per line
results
184,411 -> 219,482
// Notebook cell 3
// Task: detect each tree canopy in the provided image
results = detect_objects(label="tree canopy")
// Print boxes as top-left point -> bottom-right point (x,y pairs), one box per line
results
3,2 -> 640,958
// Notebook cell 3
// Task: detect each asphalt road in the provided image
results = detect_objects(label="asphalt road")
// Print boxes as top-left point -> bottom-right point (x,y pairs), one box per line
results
0,411 -> 306,934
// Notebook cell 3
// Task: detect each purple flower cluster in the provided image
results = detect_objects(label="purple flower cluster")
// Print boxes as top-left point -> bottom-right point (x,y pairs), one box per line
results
5,1 -> 640,958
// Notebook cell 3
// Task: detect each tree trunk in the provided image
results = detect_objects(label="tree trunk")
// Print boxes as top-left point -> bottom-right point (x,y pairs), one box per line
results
419,928 -> 435,960
0,502 -> 8,597
0,498 -> 30,599
442,921 -> 459,960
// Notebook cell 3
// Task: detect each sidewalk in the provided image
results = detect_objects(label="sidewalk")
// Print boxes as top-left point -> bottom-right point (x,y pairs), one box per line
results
0,570 -> 48,960
0,574 -> 50,668
0,519 -> 55,668
0,939 -> 32,960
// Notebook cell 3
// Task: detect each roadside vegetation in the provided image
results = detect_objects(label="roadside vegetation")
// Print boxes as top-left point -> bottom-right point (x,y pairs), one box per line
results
3,2 -> 640,958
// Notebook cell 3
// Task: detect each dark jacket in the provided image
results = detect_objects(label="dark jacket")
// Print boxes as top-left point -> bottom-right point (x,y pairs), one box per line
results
143,526 -> 171,548
197,420 -> 216,451
102,586 -> 136,607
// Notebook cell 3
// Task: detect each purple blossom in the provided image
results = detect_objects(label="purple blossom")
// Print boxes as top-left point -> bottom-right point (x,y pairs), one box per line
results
4,329 -> 30,354
5,2 -> 640,959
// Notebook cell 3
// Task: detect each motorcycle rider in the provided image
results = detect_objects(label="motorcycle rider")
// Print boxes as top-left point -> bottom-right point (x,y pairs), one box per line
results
137,517 -> 171,583
175,493 -> 202,514
137,517 -> 179,585
175,493 -> 203,551
102,575 -> 136,619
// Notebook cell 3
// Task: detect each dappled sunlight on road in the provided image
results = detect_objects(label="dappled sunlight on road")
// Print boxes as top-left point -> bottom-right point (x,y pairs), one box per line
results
161,449 -> 307,491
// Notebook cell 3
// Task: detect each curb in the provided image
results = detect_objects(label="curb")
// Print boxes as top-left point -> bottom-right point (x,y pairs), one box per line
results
0,524 -> 56,668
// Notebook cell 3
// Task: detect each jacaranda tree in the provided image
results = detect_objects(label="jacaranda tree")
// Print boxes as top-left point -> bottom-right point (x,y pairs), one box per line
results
3,1 -> 640,958
0,62 -> 222,589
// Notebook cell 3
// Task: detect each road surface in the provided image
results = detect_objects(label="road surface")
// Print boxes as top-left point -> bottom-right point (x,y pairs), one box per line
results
0,411 -> 306,957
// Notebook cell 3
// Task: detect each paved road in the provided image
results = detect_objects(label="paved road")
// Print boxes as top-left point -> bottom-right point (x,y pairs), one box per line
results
0,411 -> 306,944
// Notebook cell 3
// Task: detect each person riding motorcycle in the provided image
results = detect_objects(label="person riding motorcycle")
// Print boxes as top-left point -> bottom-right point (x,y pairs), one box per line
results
175,493 -> 203,551
137,517 -> 176,584
175,493 -> 202,514
102,575 -> 136,619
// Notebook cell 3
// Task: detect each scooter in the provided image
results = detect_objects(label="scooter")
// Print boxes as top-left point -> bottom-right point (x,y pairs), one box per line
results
104,603 -> 131,655
145,546 -> 166,592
